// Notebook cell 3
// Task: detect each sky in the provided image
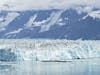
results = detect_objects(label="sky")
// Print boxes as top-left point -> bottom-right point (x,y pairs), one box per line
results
0,0 -> 99,11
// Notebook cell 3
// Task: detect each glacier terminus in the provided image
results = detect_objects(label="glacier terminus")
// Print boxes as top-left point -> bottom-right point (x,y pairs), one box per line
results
0,39 -> 100,62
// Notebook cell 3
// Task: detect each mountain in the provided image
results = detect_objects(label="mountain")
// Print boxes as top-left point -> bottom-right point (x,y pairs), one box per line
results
0,8 -> 100,40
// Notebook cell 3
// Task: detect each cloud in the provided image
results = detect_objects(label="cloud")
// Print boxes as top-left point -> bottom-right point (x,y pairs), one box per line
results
0,0 -> 99,11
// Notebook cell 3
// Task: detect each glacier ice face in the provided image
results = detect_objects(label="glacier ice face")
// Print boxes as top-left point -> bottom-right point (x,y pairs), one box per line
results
0,39 -> 100,61
0,48 -> 17,61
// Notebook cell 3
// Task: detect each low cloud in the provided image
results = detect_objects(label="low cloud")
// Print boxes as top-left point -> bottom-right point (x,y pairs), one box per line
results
0,0 -> 99,11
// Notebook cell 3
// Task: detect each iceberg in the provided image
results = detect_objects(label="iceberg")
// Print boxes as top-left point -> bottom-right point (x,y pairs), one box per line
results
0,39 -> 100,61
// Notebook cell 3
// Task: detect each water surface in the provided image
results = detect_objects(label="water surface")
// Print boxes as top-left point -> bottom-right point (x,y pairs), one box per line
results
0,59 -> 100,75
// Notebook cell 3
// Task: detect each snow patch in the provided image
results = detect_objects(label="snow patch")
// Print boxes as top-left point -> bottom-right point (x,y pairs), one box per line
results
5,28 -> 23,35
0,12 -> 20,31
40,10 -> 64,32
83,10 -> 100,20
89,10 -> 100,19
24,14 -> 37,28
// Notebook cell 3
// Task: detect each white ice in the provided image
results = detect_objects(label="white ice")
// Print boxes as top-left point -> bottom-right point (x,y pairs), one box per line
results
0,39 -> 100,61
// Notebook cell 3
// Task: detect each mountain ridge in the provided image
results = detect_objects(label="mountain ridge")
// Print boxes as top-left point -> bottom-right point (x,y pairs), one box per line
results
0,8 -> 100,40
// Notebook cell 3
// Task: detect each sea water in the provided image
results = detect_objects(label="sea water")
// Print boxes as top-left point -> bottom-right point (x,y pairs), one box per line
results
0,59 -> 100,75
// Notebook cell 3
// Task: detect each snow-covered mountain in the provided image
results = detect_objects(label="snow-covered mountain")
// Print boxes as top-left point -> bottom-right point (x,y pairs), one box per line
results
0,7 -> 100,39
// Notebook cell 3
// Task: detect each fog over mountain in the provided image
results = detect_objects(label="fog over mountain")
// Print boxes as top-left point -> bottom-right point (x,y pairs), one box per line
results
0,0 -> 98,11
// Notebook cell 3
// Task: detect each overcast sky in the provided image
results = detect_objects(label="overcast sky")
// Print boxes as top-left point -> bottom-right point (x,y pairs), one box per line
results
0,0 -> 99,11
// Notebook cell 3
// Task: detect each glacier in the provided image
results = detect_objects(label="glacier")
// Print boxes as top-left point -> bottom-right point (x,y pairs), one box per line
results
0,39 -> 100,62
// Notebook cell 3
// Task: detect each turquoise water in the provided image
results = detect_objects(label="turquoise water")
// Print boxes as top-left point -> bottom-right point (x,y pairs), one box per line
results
0,59 -> 100,75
